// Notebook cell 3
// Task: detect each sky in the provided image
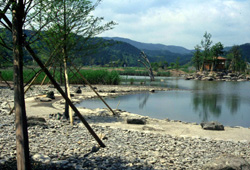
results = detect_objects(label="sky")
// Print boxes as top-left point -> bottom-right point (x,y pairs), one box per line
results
92,0 -> 250,49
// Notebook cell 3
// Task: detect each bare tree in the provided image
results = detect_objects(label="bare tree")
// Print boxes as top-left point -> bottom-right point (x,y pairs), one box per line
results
138,51 -> 154,81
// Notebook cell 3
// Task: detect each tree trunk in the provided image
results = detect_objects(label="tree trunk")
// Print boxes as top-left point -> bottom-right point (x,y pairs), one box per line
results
12,0 -> 31,169
63,57 -> 73,124
62,0 -> 73,122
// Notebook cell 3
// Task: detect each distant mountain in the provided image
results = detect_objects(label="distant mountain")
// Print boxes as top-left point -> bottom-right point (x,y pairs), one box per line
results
239,43 -> 250,61
103,37 -> 192,54
224,43 -> 250,61
83,39 -> 142,66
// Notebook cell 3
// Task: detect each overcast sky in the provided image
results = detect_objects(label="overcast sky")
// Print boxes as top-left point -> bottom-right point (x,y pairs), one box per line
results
92,0 -> 250,49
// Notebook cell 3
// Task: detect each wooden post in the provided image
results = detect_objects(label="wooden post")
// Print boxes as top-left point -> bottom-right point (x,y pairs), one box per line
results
12,0 -> 31,169
24,43 -> 106,147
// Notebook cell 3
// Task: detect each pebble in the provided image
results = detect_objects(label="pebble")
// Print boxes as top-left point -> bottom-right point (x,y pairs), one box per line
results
0,85 -> 250,169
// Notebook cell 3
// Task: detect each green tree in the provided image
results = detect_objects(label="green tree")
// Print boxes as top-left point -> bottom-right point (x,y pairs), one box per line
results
32,0 -> 115,121
151,62 -> 159,71
227,45 -> 245,72
192,44 -> 202,71
201,31 -> 212,71
175,57 -> 180,71
163,61 -> 168,69
210,42 -> 224,71
170,62 -> 175,69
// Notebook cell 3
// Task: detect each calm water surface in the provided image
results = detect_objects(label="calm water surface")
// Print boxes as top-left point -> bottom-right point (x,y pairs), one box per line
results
77,76 -> 250,127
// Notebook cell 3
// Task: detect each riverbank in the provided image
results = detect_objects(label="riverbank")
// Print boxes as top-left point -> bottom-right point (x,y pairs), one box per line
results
1,85 -> 250,169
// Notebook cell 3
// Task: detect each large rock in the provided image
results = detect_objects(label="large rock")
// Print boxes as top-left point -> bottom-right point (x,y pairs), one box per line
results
40,97 -> 52,102
46,91 -> 55,99
32,153 -> 51,164
74,86 -> 82,94
201,121 -> 224,130
203,155 -> 250,170
127,118 -> 146,125
27,116 -> 47,127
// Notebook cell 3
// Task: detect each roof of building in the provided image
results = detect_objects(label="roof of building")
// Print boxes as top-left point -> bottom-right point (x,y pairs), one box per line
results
217,56 -> 227,60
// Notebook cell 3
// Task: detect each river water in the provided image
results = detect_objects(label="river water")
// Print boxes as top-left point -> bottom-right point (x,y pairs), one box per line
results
77,76 -> 250,127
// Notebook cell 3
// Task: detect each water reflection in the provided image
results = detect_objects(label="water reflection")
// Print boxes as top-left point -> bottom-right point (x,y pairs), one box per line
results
78,76 -> 250,127
138,93 -> 150,109
226,95 -> 240,115
192,93 -> 222,122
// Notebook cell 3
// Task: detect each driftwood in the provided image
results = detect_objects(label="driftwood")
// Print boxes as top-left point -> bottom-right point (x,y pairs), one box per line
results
138,51 -> 154,81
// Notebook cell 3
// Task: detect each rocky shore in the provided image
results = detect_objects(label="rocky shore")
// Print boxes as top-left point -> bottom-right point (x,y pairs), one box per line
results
1,85 -> 250,169
185,72 -> 250,82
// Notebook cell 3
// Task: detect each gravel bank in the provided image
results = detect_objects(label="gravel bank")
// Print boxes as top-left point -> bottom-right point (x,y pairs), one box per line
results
0,85 -> 250,169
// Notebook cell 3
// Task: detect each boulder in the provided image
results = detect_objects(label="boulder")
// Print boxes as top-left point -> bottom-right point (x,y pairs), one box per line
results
32,153 -> 51,164
203,155 -> 250,170
27,116 -> 47,127
150,89 -> 155,93
74,86 -> 82,94
201,121 -> 224,130
110,90 -> 116,93
127,118 -> 146,125
40,97 -> 52,102
46,91 -> 55,99
228,73 -> 236,77
185,76 -> 193,80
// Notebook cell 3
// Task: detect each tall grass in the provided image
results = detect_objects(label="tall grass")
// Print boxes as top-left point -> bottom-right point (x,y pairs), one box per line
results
156,71 -> 171,77
1,69 -> 121,85
117,69 -> 148,76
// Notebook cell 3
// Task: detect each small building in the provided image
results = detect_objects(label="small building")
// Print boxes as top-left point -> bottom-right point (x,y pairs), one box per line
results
204,56 -> 227,71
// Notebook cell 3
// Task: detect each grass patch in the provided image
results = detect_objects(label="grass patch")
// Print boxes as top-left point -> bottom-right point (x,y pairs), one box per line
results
1,69 -> 121,85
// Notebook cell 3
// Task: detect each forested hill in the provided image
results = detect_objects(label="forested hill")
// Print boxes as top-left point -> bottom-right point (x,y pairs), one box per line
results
239,43 -> 250,61
103,37 -> 191,54
1,28 -> 250,67
101,37 -> 193,65
81,38 -> 193,66
81,39 -> 142,66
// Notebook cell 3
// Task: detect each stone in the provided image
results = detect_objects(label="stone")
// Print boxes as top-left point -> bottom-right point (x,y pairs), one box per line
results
203,155 -> 250,170
150,89 -> 155,93
52,160 -> 69,165
91,145 -> 100,152
27,116 -> 46,123
127,118 -> 146,125
46,91 -> 55,99
110,90 -> 116,93
75,87 -> 82,94
201,121 -> 224,130
56,112 -> 63,120
228,73 -> 236,77
27,116 -> 47,127
32,153 -> 51,163
0,159 -> 6,165
40,97 -> 52,102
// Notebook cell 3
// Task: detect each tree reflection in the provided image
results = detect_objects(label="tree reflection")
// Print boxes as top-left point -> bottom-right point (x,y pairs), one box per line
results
192,81 -> 222,122
193,93 -> 222,122
226,95 -> 240,114
137,93 -> 150,109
